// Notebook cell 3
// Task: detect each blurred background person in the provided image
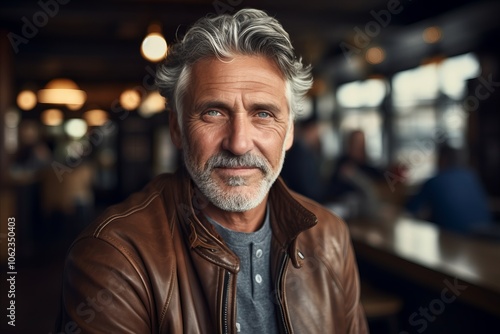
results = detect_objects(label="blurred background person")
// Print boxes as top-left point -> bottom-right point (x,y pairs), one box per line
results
280,116 -> 325,202
325,129 -> 385,220
406,143 -> 492,234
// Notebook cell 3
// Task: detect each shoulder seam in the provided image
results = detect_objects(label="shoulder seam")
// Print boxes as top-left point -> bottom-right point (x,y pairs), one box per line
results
94,191 -> 161,237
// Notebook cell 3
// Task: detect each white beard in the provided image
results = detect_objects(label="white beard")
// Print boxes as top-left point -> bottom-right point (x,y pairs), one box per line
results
182,138 -> 288,212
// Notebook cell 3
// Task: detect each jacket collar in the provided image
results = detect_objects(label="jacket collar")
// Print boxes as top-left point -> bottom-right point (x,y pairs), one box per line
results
171,167 -> 318,270
268,177 -> 318,267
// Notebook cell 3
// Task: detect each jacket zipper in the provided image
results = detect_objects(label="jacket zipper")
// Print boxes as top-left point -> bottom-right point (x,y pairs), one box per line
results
276,253 -> 290,334
222,271 -> 231,334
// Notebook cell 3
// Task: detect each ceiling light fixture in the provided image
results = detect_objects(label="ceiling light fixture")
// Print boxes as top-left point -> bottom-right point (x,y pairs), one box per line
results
83,109 -> 108,126
41,109 -> 64,126
141,23 -> 168,62
120,89 -> 142,110
423,26 -> 442,44
365,47 -> 386,65
17,90 -> 37,110
38,78 -> 87,109
138,91 -> 165,117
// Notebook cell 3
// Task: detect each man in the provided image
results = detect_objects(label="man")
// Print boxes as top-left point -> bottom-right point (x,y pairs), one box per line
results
407,143 -> 492,234
325,130 -> 384,220
56,8 -> 368,333
280,116 -> 325,202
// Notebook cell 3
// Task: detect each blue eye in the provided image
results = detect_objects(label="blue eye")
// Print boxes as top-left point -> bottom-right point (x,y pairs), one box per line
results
256,111 -> 271,118
206,110 -> 222,116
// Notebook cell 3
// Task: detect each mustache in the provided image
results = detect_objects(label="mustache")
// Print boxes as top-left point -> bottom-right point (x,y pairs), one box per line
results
205,151 -> 270,173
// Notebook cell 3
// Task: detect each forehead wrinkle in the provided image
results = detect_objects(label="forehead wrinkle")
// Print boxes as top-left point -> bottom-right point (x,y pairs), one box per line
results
192,56 -> 286,87
194,80 -> 285,103
194,92 -> 285,116
197,77 -> 281,92
188,55 -> 288,114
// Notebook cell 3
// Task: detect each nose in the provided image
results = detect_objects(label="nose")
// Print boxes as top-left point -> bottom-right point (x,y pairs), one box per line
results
221,115 -> 254,156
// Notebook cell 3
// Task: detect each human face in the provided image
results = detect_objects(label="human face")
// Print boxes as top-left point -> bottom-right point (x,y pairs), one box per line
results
170,55 -> 294,212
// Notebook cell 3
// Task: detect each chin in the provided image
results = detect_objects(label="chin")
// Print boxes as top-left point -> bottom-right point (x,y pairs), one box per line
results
208,184 -> 269,212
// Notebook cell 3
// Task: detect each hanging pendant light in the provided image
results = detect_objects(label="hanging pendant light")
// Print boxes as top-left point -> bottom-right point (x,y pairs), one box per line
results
141,23 -> 168,62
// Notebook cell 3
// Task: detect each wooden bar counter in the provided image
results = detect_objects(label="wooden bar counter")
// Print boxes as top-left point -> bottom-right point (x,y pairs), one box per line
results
348,216 -> 500,317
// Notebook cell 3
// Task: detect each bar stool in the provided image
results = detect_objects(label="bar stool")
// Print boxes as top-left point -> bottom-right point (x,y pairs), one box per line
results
360,281 -> 403,334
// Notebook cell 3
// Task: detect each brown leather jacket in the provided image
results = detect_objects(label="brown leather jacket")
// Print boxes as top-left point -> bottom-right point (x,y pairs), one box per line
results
56,168 -> 368,333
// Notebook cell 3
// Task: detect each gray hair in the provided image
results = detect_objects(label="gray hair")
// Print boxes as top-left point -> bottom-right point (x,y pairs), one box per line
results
155,8 -> 313,126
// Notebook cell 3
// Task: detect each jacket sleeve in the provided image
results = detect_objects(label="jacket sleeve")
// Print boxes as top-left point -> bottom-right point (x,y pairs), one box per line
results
55,236 -> 152,333
342,225 -> 369,333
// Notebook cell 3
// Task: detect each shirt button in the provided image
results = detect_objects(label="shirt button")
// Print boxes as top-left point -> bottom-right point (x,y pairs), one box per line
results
255,274 -> 262,284
256,249 -> 263,258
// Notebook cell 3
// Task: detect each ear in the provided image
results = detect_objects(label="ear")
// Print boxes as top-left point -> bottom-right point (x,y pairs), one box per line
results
284,121 -> 294,151
169,110 -> 182,149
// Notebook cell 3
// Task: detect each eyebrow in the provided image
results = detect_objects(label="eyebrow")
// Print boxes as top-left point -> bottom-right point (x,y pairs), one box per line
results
194,100 -> 283,114
194,101 -> 229,112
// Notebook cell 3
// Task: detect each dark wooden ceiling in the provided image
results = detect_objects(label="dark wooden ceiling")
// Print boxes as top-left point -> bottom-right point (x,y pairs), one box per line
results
1,0 -> 499,107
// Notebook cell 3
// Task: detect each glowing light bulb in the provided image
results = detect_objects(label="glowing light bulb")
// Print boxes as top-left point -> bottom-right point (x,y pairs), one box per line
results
365,47 -> 385,65
41,109 -> 63,126
120,89 -> 141,110
141,33 -> 168,62
423,26 -> 442,44
17,90 -> 37,110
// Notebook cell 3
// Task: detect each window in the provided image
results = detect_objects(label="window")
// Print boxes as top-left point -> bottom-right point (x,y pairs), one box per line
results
336,78 -> 387,164
391,53 -> 480,185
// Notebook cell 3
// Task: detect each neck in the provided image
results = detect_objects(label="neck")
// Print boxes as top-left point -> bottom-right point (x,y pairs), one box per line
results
201,195 -> 268,233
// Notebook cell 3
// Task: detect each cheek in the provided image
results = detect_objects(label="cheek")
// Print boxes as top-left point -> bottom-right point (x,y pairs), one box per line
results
185,125 -> 222,162
258,130 -> 289,165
